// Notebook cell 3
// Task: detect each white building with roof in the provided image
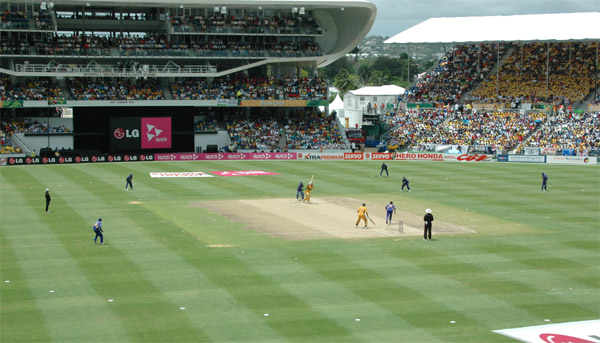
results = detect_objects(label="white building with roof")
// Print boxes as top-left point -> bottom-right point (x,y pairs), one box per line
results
341,85 -> 404,128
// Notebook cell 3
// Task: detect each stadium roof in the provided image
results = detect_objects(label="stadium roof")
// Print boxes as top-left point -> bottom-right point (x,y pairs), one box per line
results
384,12 -> 600,44
346,85 -> 405,96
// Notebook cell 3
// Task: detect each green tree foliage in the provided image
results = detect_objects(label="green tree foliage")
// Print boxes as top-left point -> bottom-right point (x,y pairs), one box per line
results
333,69 -> 357,97
320,57 -> 354,80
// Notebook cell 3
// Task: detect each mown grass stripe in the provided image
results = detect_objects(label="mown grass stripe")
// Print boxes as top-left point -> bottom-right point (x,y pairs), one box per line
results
49,164 -> 356,342
0,172 -> 129,342
5,167 -> 211,342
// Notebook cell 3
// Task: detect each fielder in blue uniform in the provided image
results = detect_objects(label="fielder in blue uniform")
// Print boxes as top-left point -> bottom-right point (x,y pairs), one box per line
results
541,172 -> 548,191
296,181 -> 304,200
401,177 -> 411,192
380,163 -> 389,177
93,218 -> 104,244
385,201 -> 397,224
126,173 -> 133,190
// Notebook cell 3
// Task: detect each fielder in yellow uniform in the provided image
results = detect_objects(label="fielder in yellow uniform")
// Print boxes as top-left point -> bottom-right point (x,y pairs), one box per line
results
304,181 -> 314,203
356,203 -> 368,228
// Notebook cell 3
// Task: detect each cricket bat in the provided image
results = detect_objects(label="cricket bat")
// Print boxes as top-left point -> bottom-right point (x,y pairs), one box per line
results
367,216 -> 375,225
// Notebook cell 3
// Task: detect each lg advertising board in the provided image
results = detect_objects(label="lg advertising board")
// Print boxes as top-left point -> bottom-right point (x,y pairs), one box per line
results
110,117 -> 171,150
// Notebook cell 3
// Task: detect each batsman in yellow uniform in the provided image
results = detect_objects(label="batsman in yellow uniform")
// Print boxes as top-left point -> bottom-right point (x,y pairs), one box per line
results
356,203 -> 369,228
304,181 -> 314,203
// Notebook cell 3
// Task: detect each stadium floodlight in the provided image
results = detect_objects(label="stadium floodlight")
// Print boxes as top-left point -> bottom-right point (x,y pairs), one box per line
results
221,6 -> 226,14
299,7 -> 305,15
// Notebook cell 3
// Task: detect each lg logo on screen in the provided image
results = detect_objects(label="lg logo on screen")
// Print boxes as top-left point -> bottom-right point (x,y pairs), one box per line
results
114,128 -> 139,139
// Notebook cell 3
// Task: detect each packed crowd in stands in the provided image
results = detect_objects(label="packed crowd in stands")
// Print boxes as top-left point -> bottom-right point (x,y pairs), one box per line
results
2,31 -> 323,57
194,119 -> 218,132
0,121 -> 22,154
471,42 -> 598,104
225,110 -> 345,150
171,74 -> 327,100
522,111 -> 600,151
387,108 -> 546,152
66,78 -> 164,100
170,12 -> 323,35
0,78 -> 64,101
0,9 -> 52,30
23,118 -> 70,134
403,44 -> 505,104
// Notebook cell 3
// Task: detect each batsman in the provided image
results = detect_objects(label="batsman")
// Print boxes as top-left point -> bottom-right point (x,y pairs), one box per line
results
356,202 -> 370,228
304,175 -> 314,203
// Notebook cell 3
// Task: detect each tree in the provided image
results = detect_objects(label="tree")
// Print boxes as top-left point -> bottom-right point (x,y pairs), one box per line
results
367,70 -> 391,86
320,57 -> 354,80
333,69 -> 357,97
357,63 -> 371,83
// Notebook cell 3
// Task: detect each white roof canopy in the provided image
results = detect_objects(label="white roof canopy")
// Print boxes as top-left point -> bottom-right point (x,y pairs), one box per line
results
385,12 -> 600,44
346,85 -> 405,96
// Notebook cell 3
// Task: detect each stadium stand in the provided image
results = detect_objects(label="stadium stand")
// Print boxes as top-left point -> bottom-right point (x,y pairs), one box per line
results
1,0 -> 375,155
471,42 -> 598,105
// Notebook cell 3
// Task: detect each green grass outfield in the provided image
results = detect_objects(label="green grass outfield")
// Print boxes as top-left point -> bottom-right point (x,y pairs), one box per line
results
1,160 -> 598,342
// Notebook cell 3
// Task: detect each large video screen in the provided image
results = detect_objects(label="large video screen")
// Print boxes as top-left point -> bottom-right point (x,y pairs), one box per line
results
110,117 -> 171,150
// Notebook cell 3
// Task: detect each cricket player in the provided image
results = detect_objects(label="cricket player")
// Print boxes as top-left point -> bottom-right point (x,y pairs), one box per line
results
304,181 -> 314,203
356,203 -> 369,228
380,162 -> 389,177
126,173 -> 133,190
93,218 -> 104,245
385,201 -> 396,224
401,177 -> 411,192
424,209 -> 434,240
296,181 -> 304,201
541,172 -> 548,191
45,188 -> 51,213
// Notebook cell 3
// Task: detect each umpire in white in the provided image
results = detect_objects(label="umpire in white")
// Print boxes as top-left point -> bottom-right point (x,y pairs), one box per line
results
424,209 -> 434,240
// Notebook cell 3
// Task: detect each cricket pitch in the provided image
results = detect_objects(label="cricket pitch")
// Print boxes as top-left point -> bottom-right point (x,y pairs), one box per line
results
192,197 -> 475,241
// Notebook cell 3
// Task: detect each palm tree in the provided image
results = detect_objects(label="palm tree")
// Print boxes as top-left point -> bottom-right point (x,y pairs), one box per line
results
334,69 -> 356,96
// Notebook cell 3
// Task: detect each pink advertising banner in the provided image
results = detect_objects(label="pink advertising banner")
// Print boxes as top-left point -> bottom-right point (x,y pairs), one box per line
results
141,117 -> 171,149
154,152 -> 297,161
211,171 -> 281,177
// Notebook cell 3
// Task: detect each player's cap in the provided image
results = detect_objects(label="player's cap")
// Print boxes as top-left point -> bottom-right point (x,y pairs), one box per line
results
362,203 -> 366,206
426,209 -> 431,213
98,218 -> 102,221
390,201 -> 393,204
45,188 -> 49,191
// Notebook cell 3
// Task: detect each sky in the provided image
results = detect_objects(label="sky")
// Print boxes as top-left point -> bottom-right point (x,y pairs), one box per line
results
366,0 -> 600,37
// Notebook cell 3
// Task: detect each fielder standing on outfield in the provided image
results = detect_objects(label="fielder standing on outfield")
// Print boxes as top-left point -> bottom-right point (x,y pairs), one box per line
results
356,203 -> 369,228
380,162 -> 389,177
304,178 -> 314,203
45,188 -> 51,213
424,209 -> 434,240
126,173 -> 133,190
401,177 -> 411,192
296,181 -> 304,201
385,201 -> 396,224
541,172 -> 548,191
93,218 -> 104,245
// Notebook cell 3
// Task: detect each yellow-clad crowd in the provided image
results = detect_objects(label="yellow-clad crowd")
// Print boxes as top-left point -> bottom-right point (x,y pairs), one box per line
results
471,42 -> 598,104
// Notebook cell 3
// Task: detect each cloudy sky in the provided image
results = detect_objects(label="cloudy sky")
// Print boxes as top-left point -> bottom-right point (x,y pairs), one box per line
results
367,0 -> 600,37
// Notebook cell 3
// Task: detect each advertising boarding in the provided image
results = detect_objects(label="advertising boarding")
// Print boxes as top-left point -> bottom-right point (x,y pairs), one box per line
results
110,117 -> 171,150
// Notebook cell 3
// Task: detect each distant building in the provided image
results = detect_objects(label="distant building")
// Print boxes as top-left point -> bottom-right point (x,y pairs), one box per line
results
340,85 -> 405,128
